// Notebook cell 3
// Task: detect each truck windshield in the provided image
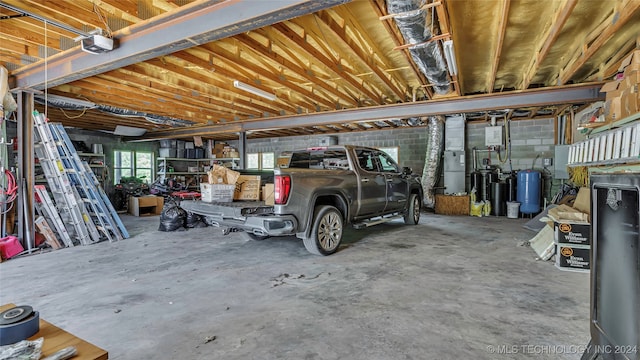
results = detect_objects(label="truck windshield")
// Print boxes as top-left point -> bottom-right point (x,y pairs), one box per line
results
289,150 -> 349,170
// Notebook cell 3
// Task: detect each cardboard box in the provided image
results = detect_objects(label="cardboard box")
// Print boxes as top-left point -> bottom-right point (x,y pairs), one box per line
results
129,195 -> 164,216
573,187 -> 590,215
200,183 -> 234,202
619,50 -> 640,73
262,183 -> 275,205
234,175 -> 261,201
556,244 -> 590,272
554,221 -> 591,246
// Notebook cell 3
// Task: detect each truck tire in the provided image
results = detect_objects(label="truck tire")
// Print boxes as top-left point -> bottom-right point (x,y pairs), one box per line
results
404,193 -> 420,225
303,205 -> 343,256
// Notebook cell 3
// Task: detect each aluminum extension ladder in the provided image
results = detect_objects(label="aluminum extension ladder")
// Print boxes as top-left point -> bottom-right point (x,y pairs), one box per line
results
33,111 -> 99,245
33,185 -> 73,247
49,123 -> 129,241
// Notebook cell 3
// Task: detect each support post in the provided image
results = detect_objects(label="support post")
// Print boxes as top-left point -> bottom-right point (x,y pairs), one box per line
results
16,91 -> 34,250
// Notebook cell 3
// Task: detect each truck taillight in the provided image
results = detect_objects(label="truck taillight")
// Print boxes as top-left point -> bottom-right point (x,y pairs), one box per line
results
274,175 -> 291,205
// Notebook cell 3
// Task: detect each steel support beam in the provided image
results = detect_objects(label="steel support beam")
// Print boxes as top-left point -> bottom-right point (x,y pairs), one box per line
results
17,91 -> 34,251
10,0 -> 350,90
139,83 -> 605,139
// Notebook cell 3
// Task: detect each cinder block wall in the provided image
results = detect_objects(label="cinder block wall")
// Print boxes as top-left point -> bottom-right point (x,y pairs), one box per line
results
466,118 -> 557,202
246,127 -> 431,174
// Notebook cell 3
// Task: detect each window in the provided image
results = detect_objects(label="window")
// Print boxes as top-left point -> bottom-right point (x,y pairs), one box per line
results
379,147 -> 399,163
355,149 -> 377,172
289,149 -> 348,169
246,152 -> 275,170
113,150 -> 153,184
261,152 -> 275,169
246,153 -> 260,169
377,151 -> 399,173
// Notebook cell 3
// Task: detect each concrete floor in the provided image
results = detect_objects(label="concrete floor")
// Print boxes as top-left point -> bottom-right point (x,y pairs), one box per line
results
1,212 -> 591,360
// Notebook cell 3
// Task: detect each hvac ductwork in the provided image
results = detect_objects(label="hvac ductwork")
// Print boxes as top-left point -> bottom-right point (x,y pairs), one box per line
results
33,96 -> 194,128
421,115 -> 444,208
387,0 -> 451,95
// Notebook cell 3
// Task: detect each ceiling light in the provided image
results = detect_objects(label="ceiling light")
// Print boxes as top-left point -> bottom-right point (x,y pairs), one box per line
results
233,80 -> 277,101
443,40 -> 458,76
113,125 -> 147,136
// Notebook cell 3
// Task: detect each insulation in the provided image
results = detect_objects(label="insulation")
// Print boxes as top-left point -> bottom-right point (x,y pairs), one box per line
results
421,115 -> 444,208
387,0 -> 451,95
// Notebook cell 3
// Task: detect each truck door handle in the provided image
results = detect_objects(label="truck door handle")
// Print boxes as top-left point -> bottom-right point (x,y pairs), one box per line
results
385,178 -> 394,182
361,178 -> 370,183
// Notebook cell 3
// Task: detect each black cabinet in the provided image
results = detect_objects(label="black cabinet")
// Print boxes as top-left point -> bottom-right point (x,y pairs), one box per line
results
584,173 -> 640,360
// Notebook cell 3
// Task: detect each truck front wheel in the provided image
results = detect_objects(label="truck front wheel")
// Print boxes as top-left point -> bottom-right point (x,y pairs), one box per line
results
404,194 -> 420,225
303,205 -> 343,256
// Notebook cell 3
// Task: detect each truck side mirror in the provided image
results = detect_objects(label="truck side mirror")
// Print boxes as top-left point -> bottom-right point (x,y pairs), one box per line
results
402,166 -> 412,175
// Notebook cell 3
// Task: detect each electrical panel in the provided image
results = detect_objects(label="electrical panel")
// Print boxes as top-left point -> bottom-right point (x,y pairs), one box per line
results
485,126 -> 503,146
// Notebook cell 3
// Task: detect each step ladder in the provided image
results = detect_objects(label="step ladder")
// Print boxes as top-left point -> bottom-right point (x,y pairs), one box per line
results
49,123 -> 129,241
34,185 -> 73,247
32,111 -> 99,245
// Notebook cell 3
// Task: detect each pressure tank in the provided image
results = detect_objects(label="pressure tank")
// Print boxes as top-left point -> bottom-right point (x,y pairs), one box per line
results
517,170 -> 541,214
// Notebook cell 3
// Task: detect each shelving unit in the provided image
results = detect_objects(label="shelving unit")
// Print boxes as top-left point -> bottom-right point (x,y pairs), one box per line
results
156,157 -> 240,189
78,152 -> 107,187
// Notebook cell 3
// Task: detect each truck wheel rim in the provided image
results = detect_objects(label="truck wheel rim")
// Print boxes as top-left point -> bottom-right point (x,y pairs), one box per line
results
412,197 -> 420,222
318,212 -> 341,251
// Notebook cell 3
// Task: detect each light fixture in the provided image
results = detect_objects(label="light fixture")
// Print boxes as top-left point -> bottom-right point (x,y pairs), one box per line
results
233,80 -> 277,101
442,40 -> 458,76
113,125 -> 147,136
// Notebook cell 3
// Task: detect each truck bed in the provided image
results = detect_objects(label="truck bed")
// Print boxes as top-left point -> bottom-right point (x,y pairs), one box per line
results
179,200 -> 274,218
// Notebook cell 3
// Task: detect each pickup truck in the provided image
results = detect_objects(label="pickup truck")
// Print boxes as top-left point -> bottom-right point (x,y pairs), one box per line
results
180,145 -> 423,255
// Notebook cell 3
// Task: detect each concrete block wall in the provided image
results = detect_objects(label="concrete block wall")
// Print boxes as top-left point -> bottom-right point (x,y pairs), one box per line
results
246,127 -> 431,174
466,118 -> 557,201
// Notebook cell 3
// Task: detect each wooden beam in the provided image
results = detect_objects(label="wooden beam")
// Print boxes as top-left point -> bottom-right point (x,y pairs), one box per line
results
488,0 -> 510,93
313,11 -> 406,100
560,0 -> 640,84
434,0 -> 461,96
522,0 -> 577,89
371,0 -> 434,99
234,32 -> 357,107
272,22 -> 381,104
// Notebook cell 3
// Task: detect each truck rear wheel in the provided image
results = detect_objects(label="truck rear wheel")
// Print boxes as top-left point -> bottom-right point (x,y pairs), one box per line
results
404,194 -> 420,225
303,205 -> 343,256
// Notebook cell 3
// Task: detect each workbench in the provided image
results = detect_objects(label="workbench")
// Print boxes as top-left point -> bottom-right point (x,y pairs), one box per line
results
0,304 -> 108,359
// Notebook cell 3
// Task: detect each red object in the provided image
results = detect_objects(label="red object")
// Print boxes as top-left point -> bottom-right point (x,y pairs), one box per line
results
171,191 -> 201,200
274,175 -> 291,205
0,236 -> 24,259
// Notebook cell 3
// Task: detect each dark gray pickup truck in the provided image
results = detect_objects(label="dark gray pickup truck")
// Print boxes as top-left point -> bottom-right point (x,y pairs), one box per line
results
180,145 -> 423,255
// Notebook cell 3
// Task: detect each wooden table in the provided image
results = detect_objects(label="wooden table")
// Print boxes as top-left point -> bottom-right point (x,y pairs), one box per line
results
1,304 -> 108,359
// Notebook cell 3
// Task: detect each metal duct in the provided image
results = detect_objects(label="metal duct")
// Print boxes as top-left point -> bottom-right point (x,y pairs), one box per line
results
387,0 -> 451,95
421,115 -> 444,208
33,97 -> 194,127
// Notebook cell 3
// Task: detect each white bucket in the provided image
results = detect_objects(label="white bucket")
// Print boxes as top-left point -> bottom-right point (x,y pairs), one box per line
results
506,201 -> 520,219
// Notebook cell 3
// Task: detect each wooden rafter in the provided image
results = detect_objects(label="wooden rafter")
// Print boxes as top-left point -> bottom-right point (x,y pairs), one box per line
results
434,0 -> 460,96
234,32 -> 357,107
312,11 -> 406,100
371,0 -> 434,99
560,0 -> 640,84
272,22 -> 382,104
488,0 -> 510,93
522,0 -> 577,89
